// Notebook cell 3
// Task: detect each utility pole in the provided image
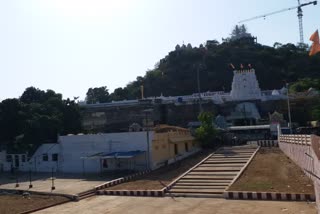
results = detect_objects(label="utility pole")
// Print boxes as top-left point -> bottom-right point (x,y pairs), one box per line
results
196,64 -> 203,114
143,109 -> 152,170
286,83 -> 293,134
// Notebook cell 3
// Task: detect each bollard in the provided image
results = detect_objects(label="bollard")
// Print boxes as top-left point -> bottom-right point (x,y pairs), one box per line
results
29,169 -> 33,188
51,168 -> 55,190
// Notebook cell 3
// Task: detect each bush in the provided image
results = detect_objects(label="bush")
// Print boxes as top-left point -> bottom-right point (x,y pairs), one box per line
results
195,112 -> 217,148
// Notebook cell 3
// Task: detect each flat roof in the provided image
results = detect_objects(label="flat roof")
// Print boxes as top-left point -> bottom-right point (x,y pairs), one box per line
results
228,125 -> 270,131
82,150 -> 145,159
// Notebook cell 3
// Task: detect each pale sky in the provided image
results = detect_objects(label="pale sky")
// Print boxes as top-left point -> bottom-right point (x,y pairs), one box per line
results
0,0 -> 319,100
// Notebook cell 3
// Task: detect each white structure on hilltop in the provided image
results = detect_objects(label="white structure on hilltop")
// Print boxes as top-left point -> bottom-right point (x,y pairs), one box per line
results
230,69 -> 262,101
78,68 -> 290,107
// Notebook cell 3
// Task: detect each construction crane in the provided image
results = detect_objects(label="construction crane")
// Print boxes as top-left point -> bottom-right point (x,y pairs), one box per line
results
239,0 -> 317,44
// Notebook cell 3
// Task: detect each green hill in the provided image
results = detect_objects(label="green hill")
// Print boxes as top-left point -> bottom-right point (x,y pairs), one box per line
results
110,38 -> 320,101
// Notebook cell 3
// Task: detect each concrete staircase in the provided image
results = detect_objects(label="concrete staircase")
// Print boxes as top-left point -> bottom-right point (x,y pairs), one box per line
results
167,145 -> 258,198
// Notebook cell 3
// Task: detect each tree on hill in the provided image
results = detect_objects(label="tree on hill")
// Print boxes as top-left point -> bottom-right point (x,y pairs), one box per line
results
107,25 -> 320,101
312,105 -> 320,121
289,78 -> 320,92
230,24 -> 252,41
86,86 -> 110,104
0,87 -> 82,153
110,87 -> 130,101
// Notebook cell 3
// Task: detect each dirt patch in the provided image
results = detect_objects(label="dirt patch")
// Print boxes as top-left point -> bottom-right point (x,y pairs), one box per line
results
0,193 -> 70,214
106,150 -> 215,190
229,147 -> 314,194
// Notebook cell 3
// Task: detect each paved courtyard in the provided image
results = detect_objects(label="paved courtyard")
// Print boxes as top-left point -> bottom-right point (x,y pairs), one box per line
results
36,196 -> 317,214
0,172 -> 121,195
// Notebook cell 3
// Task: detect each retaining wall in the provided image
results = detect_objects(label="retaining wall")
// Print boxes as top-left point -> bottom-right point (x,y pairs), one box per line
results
279,134 -> 320,213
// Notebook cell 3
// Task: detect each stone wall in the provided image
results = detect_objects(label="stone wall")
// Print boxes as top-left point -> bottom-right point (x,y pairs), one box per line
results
279,135 -> 320,213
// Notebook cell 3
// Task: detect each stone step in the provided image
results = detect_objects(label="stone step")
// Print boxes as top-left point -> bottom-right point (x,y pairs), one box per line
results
183,175 -> 234,180
209,156 -> 250,159
178,179 -> 232,183
166,146 -> 256,199
219,148 -> 256,151
175,183 -> 230,186
188,172 -> 238,176
209,154 -> 252,159
212,153 -> 252,156
208,157 -> 250,160
204,161 -> 247,164
169,188 -> 224,194
206,158 -> 248,161
217,151 -> 255,154
172,186 -> 226,189
210,155 -> 252,158
215,151 -> 254,154
193,167 -> 242,171
200,163 -> 244,167
165,192 -> 223,198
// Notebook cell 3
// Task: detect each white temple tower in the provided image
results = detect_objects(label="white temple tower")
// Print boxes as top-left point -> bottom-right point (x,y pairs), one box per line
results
230,69 -> 262,101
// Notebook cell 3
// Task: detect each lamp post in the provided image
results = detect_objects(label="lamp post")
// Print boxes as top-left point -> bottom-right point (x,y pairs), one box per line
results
29,168 -> 33,188
51,167 -> 55,190
196,64 -> 203,113
195,47 -> 207,114
286,83 -> 293,134
15,171 -> 19,188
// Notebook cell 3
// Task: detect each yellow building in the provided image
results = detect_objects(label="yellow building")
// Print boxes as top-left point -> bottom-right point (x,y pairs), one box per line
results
151,125 -> 200,169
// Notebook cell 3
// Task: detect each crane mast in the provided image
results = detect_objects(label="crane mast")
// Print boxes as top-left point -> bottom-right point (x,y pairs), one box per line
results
297,0 -> 304,43
239,1 -> 317,44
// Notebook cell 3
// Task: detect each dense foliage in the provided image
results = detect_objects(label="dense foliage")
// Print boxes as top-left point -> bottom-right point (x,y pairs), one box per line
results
86,86 -> 110,104
0,87 -> 82,153
84,26 -> 320,102
289,78 -> 320,92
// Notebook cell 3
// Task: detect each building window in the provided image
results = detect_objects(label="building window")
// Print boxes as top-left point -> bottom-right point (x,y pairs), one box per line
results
43,154 -> 48,161
52,154 -> 58,162
21,155 -> 26,162
6,155 -> 12,162
185,143 -> 189,152
174,144 -> 178,155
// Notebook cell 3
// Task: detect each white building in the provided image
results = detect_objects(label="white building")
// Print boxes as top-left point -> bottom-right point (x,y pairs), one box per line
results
57,132 -> 152,173
0,150 -> 28,172
0,132 -> 153,173
1,126 -> 199,174
27,144 -> 60,172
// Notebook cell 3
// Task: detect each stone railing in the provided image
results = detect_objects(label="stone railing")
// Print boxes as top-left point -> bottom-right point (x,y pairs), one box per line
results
279,134 -> 311,145
311,135 -> 320,161
278,134 -> 320,213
